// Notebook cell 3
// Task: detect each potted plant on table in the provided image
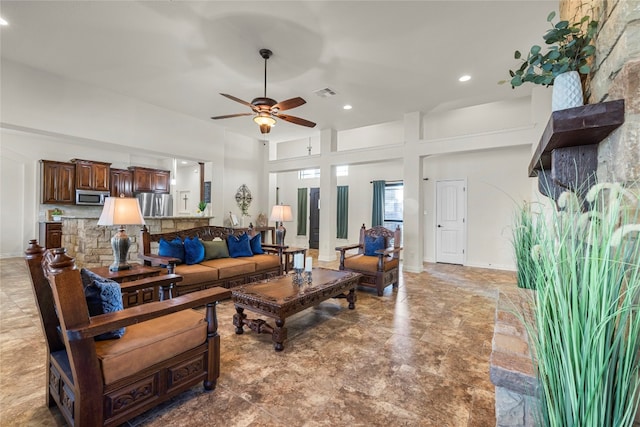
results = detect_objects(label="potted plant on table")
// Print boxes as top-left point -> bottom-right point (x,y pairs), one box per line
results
196,201 -> 207,216
51,208 -> 63,221
502,11 -> 598,111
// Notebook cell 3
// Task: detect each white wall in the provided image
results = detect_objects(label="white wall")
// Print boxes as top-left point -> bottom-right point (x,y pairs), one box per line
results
423,145 -> 532,269
0,60 -> 263,257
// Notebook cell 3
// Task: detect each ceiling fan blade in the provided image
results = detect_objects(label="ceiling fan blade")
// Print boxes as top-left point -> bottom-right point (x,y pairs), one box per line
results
211,113 -> 253,120
273,97 -> 306,112
274,113 -> 316,128
220,93 -> 256,110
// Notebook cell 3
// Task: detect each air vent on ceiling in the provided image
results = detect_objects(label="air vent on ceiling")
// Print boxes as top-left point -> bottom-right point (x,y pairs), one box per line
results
313,87 -> 337,98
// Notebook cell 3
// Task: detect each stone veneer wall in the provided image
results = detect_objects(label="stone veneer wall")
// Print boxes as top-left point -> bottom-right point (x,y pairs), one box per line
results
61,217 -> 212,268
490,291 -> 538,427
560,0 -> 640,183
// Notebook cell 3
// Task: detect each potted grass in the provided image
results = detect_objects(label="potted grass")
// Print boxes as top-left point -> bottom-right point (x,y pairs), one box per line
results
196,201 -> 207,216
522,183 -> 640,426
503,11 -> 598,111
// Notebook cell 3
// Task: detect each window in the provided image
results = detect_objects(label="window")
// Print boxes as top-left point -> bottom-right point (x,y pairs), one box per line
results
298,166 -> 349,180
384,182 -> 403,238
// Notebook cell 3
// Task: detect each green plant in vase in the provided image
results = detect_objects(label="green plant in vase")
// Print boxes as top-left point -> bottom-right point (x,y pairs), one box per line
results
525,183 -> 639,426
502,11 -> 597,88
197,201 -> 207,215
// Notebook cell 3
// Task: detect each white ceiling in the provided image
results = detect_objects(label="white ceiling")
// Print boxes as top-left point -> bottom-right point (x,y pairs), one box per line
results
0,0 -> 555,143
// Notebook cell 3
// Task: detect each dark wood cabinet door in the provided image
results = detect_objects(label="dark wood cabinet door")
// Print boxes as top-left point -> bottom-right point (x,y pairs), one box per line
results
130,167 -> 170,193
152,170 -> 170,193
110,169 -> 133,197
72,159 -> 111,191
131,168 -> 153,192
39,222 -> 63,249
41,160 -> 75,204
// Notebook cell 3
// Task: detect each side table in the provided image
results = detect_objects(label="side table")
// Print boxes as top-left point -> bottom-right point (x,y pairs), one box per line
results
282,247 -> 308,273
89,264 -> 166,307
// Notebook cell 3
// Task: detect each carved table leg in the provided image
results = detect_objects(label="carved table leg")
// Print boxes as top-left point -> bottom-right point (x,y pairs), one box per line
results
233,306 -> 246,334
347,288 -> 356,309
273,319 -> 287,352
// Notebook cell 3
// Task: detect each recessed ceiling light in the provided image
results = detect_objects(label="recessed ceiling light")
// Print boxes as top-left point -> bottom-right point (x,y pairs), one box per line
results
181,161 -> 188,164
0,17 -> 8,26
459,75 -> 471,82
343,105 -> 352,110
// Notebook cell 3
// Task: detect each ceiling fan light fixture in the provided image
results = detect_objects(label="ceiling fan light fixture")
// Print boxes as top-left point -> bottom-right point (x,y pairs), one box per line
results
253,112 -> 276,127
258,123 -> 272,134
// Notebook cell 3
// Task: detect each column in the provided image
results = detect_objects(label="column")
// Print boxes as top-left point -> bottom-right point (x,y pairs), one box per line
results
402,111 -> 424,273
318,128 -> 337,262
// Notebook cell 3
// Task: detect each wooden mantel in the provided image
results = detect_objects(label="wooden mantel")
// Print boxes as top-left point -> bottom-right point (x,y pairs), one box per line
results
529,99 -> 625,177
528,99 -> 625,201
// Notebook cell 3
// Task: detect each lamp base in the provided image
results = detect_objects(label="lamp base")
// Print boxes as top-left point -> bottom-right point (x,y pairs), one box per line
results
109,227 -> 132,272
275,224 -> 287,246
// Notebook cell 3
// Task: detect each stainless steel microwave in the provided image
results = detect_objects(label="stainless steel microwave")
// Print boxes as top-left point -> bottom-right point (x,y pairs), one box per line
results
75,190 -> 110,206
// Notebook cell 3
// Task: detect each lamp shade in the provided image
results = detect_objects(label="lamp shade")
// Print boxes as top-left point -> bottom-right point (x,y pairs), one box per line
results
97,197 -> 146,226
269,204 -> 293,222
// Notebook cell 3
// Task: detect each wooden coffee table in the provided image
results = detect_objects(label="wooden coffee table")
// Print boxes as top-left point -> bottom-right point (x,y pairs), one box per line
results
232,268 -> 361,351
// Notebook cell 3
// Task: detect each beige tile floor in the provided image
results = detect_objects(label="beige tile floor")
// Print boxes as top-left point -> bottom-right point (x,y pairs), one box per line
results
0,252 -> 517,427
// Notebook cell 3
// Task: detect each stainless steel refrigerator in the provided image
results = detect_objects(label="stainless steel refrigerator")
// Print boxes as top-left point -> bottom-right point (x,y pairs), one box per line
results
136,193 -> 173,217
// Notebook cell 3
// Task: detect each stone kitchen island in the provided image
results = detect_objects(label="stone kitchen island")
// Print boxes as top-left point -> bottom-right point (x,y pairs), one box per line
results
60,216 -> 214,268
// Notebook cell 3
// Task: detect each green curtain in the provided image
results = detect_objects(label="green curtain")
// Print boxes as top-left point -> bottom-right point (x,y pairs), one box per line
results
297,188 -> 307,235
337,186 -> 349,239
372,180 -> 385,227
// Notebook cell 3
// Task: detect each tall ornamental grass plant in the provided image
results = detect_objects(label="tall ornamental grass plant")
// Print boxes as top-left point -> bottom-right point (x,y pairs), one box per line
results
528,183 -> 640,427
512,202 -> 541,289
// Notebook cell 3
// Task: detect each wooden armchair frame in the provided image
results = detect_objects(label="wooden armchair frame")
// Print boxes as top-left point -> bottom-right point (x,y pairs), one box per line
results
25,240 -> 231,427
335,224 -> 402,296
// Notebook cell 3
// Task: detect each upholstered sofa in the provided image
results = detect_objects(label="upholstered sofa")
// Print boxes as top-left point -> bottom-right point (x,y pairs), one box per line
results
139,225 -> 283,296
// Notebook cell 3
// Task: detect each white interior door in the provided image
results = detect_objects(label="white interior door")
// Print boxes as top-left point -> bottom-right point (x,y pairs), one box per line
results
436,180 -> 466,264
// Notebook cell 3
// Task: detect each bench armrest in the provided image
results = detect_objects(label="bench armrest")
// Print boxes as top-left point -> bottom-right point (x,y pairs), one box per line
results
375,247 -> 403,256
66,287 -> 231,340
335,243 -> 361,252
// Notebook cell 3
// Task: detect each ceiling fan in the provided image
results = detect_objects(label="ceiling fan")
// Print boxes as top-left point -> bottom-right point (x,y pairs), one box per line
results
211,49 -> 316,134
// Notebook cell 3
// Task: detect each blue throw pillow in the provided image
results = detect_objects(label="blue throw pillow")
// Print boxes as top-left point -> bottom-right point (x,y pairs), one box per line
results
227,233 -> 253,258
158,237 -> 184,263
364,235 -> 386,256
184,236 -> 205,265
80,268 -> 125,340
250,233 -> 264,255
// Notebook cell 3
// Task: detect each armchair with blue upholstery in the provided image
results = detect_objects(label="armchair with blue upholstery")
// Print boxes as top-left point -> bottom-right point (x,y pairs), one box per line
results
335,224 -> 402,296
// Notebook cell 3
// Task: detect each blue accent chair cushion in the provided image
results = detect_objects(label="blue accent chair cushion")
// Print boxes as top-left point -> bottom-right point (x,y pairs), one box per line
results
250,233 -> 264,255
364,235 -> 386,256
158,237 -> 184,263
80,268 -> 125,340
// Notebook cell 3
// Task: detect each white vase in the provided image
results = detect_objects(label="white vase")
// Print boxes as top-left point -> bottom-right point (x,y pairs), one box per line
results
552,71 -> 583,111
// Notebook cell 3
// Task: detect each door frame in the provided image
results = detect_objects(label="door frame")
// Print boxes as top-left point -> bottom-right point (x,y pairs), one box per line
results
434,178 -> 467,265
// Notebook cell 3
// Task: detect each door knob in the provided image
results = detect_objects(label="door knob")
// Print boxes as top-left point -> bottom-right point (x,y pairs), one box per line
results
437,224 -> 442,228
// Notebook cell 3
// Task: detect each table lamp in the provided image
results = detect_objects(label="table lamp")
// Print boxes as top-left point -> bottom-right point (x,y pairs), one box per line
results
97,195 -> 146,271
269,204 -> 292,245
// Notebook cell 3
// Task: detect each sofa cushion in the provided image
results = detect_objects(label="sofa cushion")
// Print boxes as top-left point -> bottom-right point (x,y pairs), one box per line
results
237,254 -> 280,271
158,237 -> 185,263
95,310 -> 206,385
80,268 -> 125,340
344,254 -> 399,272
364,235 -> 386,256
202,239 -> 230,260
227,233 -> 253,258
173,264 -> 219,286
201,258 -> 255,279
184,236 -> 205,265
249,234 -> 264,255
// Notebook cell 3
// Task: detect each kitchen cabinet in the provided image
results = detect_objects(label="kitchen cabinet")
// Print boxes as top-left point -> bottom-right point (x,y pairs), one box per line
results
41,160 -> 76,204
39,221 -> 63,249
129,167 -> 171,193
110,168 -> 133,197
71,159 -> 111,191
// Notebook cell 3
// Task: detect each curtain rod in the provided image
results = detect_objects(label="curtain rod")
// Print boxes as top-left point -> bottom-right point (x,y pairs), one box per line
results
369,180 -> 403,184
